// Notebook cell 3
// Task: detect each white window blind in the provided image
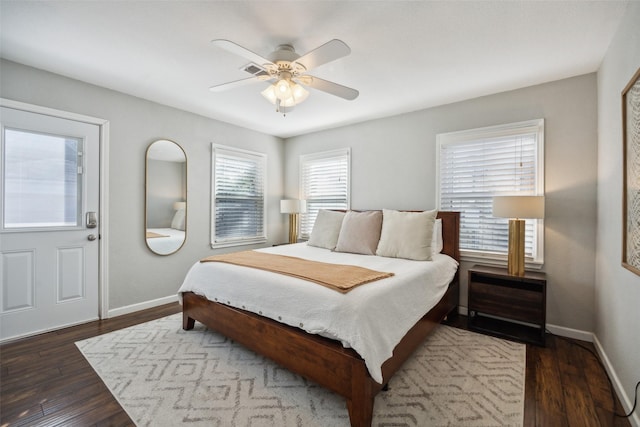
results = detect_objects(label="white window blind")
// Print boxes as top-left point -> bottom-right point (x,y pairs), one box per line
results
437,119 -> 544,263
299,148 -> 350,239
211,144 -> 266,247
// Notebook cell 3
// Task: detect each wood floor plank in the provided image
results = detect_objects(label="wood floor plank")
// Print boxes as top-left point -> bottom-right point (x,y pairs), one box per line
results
94,411 -> 135,427
534,340 -> 569,426
1,304 -> 632,427
580,341 -> 628,424
554,337 -> 601,427
40,381 -> 109,415
562,374 -> 602,427
29,392 -> 118,427
44,396 -> 125,427
0,400 -> 44,427
0,364 -> 63,392
523,343 -> 538,427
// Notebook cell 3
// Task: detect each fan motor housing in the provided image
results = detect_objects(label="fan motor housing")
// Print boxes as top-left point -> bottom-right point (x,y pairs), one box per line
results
268,44 -> 300,64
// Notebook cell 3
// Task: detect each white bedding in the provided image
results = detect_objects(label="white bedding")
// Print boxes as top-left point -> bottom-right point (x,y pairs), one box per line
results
146,228 -> 185,254
178,243 -> 458,383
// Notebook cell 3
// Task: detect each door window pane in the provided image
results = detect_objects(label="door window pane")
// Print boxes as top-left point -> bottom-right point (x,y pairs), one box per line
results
3,128 -> 82,228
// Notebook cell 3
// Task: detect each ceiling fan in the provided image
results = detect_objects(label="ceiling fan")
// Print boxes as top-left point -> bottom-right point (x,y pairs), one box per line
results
209,39 -> 359,114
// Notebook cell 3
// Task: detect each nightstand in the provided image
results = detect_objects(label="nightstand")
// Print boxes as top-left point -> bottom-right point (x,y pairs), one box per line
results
468,265 -> 546,346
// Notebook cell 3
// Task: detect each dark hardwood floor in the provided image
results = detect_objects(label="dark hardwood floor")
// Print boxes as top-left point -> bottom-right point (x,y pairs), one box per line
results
0,303 -> 632,426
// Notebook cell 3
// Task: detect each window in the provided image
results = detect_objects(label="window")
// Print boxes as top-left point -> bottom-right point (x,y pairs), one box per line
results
211,144 -> 266,248
437,119 -> 544,264
299,148 -> 350,239
2,128 -> 82,229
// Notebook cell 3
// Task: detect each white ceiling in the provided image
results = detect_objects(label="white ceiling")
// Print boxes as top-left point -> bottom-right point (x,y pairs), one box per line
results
0,1 -> 629,138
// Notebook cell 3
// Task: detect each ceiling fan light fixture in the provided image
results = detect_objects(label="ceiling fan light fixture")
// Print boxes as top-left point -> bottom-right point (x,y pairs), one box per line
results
260,85 -> 278,104
211,39 -> 358,113
276,79 -> 291,97
291,82 -> 309,102
261,80 -> 309,111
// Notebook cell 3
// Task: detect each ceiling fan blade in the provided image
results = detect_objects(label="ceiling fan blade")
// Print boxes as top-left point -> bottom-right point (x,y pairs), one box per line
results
209,76 -> 265,92
297,75 -> 359,100
211,39 -> 275,68
292,39 -> 351,71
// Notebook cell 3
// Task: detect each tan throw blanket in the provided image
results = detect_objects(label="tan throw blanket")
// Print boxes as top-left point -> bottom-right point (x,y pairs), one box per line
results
146,231 -> 169,238
200,250 -> 394,293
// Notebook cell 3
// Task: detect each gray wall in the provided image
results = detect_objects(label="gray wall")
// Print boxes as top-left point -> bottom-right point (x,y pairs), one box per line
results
0,59 -> 286,310
285,73 -> 598,333
596,1 -> 640,421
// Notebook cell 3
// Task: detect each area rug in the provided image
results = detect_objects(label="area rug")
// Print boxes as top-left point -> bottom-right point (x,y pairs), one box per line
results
76,314 -> 525,427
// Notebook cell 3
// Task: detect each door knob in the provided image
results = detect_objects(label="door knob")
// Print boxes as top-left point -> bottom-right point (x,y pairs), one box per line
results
87,234 -> 97,241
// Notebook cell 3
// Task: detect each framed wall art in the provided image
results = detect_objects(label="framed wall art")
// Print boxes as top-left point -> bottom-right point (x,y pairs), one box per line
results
622,67 -> 640,275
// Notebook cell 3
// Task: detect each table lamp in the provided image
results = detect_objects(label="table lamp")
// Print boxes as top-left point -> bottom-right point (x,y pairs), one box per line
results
280,199 -> 307,244
493,196 -> 545,276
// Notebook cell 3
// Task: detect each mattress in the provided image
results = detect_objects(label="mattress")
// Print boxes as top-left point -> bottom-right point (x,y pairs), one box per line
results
178,243 -> 458,383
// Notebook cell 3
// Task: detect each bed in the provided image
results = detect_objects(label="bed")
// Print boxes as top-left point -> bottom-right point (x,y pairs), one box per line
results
180,210 -> 460,427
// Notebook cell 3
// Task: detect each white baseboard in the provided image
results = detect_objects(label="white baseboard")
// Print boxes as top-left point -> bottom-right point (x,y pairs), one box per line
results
457,306 -> 594,342
107,294 -> 179,318
593,334 -> 640,427
545,323 -> 594,342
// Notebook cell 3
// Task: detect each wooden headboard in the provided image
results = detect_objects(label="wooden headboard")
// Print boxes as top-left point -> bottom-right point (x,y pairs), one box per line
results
437,211 -> 460,262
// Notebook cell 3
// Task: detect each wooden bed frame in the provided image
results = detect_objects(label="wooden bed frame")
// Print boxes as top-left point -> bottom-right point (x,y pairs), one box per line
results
182,211 -> 460,427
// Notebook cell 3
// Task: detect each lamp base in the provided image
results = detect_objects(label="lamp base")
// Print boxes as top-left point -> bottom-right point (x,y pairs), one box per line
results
507,219 -> 525,276
288,213 -> 299,244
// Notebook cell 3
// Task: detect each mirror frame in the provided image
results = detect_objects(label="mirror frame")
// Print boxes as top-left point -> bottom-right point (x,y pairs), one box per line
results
144,139 -> 187,255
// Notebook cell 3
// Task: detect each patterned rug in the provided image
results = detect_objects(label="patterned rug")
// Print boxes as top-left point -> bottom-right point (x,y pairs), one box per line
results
76,314 -> 525,427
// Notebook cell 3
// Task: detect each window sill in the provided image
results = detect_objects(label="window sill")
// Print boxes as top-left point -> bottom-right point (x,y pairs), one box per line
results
460,251 -> 544,271
211,238 -> 267,249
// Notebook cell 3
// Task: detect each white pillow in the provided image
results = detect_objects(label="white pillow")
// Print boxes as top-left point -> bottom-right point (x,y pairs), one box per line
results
171,208 -> 186,231
376,209 -> 437,261
432,218 -> 443,254
334,210 -> 383,255
307,210 -> 346,250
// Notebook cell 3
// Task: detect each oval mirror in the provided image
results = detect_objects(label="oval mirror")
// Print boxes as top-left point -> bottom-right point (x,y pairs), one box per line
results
145,139 -> 187,255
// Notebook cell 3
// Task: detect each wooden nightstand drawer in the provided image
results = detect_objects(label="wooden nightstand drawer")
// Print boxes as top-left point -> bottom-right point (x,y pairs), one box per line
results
469,281 -> 544,324
468,265 -> 546,346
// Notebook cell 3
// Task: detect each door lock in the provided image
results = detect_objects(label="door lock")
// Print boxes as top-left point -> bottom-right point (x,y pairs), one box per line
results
87,234 -> 97,241
86,212 -> 97,228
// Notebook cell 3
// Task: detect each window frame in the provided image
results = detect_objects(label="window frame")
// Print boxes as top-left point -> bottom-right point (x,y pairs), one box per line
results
299,148 -> 351,240
436,119 -> 545,267
211,143 -> 267,248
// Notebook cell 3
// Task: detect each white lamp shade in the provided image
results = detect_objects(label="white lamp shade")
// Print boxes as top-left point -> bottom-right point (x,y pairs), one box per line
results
173,201 -> 186,210
280,199 -> 307,214
493,196 -> 544,219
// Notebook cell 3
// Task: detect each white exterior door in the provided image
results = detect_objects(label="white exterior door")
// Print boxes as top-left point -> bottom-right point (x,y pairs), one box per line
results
0,106 -> 100,341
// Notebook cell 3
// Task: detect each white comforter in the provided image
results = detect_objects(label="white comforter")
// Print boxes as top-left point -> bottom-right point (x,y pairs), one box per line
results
178,243 -> 458,383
